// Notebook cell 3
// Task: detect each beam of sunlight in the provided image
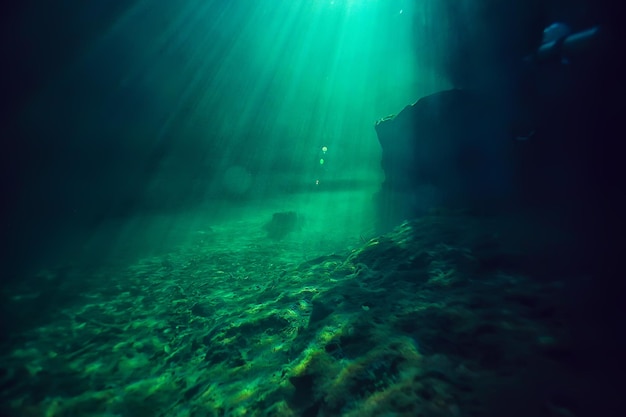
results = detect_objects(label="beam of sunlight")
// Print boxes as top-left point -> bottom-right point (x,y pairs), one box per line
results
21,0 -> 449,262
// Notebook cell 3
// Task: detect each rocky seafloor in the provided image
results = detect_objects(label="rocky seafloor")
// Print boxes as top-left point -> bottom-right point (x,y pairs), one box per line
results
0,211 -> 605,417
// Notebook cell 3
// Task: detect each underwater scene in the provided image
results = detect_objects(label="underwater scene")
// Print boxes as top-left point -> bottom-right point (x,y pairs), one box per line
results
1,1 -> 623,416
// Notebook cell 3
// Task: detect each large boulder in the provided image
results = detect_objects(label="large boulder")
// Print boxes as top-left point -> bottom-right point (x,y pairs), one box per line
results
373,89 -> 515,230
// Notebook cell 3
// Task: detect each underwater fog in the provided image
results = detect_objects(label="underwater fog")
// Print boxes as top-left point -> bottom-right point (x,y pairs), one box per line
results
4,0 -> 453,269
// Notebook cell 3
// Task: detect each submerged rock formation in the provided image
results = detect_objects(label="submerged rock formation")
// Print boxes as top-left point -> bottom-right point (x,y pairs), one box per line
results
373,89 -> 515,231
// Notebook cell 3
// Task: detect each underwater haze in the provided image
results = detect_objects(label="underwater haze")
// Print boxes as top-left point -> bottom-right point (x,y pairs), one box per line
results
1,1 -> 624,416
4,0 -> 445,271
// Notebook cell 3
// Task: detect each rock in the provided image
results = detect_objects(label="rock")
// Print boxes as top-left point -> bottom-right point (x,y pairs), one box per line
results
373,89 -> 514,230
264,211 -> 300,240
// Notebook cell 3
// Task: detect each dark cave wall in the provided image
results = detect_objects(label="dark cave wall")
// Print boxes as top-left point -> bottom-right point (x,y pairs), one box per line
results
376,0 -> 624,223
374,0 -> 624,236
